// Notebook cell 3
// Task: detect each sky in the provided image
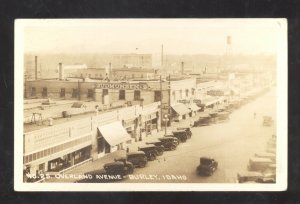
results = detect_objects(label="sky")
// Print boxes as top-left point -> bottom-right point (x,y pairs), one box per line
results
21,19 -> 284,55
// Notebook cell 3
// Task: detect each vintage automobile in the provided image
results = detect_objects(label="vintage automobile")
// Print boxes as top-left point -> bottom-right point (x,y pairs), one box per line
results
193,115 -> 212,127
145,141 -> 165,155
177,127 -> 192,139
157,137 -> 178,150
164,134 -> 180,145
104,160 -> 134,177
256,172 -> 276,183
266,147 -> 276,154
254,152 -> 276,162
172,130 -> 188,143
215,111 -> 230,122
237,171 -> 264,183
115,151 -> 148,168
247,157 -> 274,172
138,145 -> 158,161
196,157 -> 218,176
263,116 -> 273,127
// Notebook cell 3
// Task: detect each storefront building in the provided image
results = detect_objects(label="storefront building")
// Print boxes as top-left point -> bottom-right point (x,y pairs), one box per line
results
23,118 -> 93,182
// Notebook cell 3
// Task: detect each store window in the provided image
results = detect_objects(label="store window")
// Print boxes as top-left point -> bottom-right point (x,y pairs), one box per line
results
31,87 -> 36,96
134,90 -> 141,100
192,88 -> 195,95
87,89 -> 93,98
60,88 -> 65,97
172,91 -> 176,101
185,89 -> 189,97
80,73 -> 83,78
42,88 -> 47,97
72,88 -> 78,98
154,91 -> 161,102
119,90 -> 126,100
103,89 -> 108,96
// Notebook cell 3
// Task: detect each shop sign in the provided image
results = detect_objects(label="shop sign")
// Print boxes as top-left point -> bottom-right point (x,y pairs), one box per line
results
207,90 -> 224,96
177,99 -> 201,104
95,83 -> 148,90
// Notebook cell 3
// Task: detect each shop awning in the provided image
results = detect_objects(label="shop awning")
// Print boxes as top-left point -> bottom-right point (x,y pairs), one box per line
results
201,96 -> 218,106
171,103 -> 191,115
189,103 -> 201,111
98,121 -> 131,146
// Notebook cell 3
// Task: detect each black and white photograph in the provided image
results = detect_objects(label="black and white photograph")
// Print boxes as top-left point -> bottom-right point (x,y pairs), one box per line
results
14,19 -> 287,191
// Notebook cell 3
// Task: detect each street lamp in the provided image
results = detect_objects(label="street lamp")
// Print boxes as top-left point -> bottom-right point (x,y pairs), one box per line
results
163,114 -> 169,135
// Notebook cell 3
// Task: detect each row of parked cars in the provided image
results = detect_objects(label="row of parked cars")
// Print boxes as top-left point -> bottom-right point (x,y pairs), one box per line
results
237,134 -> 276,183
77,127 -> 192,182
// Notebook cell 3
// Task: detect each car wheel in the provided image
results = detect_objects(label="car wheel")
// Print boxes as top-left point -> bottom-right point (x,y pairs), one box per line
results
149,154 -> 156,161
139,162 -> 146,168
170,145 -> 176,151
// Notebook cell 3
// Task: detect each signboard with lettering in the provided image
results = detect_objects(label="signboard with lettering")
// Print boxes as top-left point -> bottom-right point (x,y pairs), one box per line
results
95,83 -> 148,90
207,90 -> 225,96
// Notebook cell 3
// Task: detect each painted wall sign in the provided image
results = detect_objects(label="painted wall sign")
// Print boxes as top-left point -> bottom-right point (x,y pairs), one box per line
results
95,83 -> 148,90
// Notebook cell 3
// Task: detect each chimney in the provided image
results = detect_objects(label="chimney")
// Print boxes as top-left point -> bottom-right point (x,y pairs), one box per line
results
181,61 -> 184,75
109,62 -> 112,79
58,63 -> 63,80
35,56 -> 38,80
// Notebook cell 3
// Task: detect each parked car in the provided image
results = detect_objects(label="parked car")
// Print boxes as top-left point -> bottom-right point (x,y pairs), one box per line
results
193,116 -> 212,127
172,130 -> 188,143
177,127 -> 192,139
256,172 -> 276,183
237,171 -> 263,183
138,145 -> 158,161
254,152 -> 276,162
263,116 -> 273,126
115,151 -> 148,168
215,111 -> 230,122
196,157 -> 218,176
103,161 -> 134,177
164,134 -> 180,145
157,137 -> 178,150
145,141 -> 165,155
247,157 -> 274,172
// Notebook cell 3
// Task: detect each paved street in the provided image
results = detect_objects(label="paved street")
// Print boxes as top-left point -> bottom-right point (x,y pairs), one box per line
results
120,87 -> 276,183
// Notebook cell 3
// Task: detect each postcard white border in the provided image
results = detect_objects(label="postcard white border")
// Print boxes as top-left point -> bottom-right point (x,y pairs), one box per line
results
14,19 -> 287,191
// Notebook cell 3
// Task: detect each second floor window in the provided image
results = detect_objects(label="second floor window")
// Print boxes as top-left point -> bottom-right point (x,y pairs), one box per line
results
119,90 -> 125,100
42,88 -> 47,97
31,87 -> 36,96
87,89 -> 93,98
72,88 -> 78,98
134,90 -> 141,100
154,91 -> 161,102
60,88 -> 65,97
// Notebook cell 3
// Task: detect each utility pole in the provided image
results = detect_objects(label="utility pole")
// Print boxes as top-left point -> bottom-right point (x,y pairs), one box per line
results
160,75 -> 163,128
168,74 -> 171,126
78,80 -> 81,101
161,44 -> 164,68
35,56 -> 37,80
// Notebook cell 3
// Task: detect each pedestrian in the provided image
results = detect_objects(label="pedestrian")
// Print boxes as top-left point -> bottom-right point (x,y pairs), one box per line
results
126,147 -> 129,153
253,112 -> 256,119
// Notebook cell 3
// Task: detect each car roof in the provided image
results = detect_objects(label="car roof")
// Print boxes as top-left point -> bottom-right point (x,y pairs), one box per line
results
146,140 -> 161,144
249,157 -> 273,162
138,144 -> 156,148
172,130 -> 186,133
200,157 -> 214,160
104,161 -> 124,167
255,152 -> 276,157
237,171 -> 263,177
127,151 -> 146,156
